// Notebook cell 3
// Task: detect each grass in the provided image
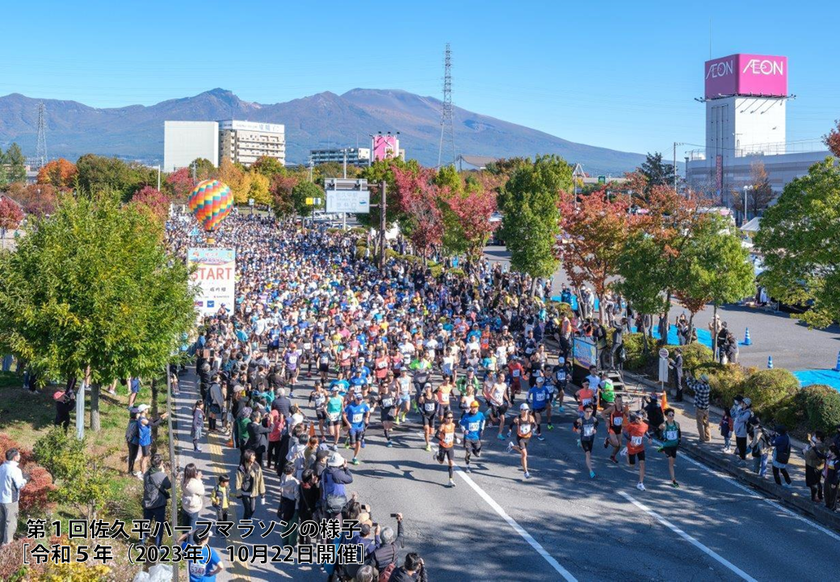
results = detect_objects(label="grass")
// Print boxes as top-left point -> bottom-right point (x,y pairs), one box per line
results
0,370 -> 172,535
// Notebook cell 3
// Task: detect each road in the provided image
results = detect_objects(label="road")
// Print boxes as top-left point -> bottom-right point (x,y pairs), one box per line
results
173,367 -> 840,582
483,245 -> 840,373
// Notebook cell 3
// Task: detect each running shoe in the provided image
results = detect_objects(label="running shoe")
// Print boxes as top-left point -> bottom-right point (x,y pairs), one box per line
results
497,433 -> 505,441
537,435 -> 545,442
425,444 -> 432,452
449,478 -> 456,487
610,455 -> 618,464
603,438 -> 609,449
506,442 -> 514,453
386,441 -> 393,448
636,482 -> 646,491
395,418 -> 401,426
352,458 -> 359,465
590,471 -> 596,479
557,406 -> 565,412
523,471 -> 530,479
547,423 -> 554,430
576,439 -> 581,448
671,481 -> 680,488
464,465 -> 471,473
361,439 -> 366,449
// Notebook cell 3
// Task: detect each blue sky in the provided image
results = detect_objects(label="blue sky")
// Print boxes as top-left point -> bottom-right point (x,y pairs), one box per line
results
4,0 -> 838,159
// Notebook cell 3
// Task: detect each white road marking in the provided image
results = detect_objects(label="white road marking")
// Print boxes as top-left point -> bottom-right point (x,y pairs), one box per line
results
658,440 -> 840,544
456,468 -> 578,582
619,491 -> 757,582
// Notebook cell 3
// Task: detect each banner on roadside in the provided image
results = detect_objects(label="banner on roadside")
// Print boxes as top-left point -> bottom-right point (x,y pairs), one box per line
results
187,248 -> 236,316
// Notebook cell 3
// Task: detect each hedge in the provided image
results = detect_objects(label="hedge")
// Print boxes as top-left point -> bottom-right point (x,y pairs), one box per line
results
799,384 -> 840,434
735,368 -> 800,418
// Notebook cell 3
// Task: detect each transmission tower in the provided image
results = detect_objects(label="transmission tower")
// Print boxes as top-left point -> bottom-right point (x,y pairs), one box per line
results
36,102 -> 47,168
437,43 -> 456,167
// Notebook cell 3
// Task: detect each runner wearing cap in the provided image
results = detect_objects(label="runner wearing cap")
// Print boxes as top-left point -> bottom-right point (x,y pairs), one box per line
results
602,394 -> 626,463
623,412 -> 651,491
526,376 -> 550,441
574,404 -> 599,479
435,411 -> 457,487
342,393 -> 370,465
551,356 -> 571,417
418,384 -> 438,452
459,400 -> 485,472
506,403 -> 536,479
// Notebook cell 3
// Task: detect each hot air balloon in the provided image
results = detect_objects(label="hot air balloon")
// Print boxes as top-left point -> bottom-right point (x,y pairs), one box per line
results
187,179 -> 234,231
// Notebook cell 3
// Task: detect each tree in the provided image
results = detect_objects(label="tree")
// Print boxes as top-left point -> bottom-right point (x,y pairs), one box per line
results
190,158 -> 217,181
75,154 -> 156,202
218,159 -> 252,205
442,174 -> 500,270
0,196 -> 24,230
165,167 -> 194,202
36,158 -> 77,191
270,174 -> 299,219
291,181 -> 324,216
755,158 -> 840,328
557,189 -> 639,319
248,170 -> 272,206
251,156 -> 286,179
4,143 -> 27,184
639,152 -> 675,195
3,183 -> 57,217
731,160 -> 775,219
393,167 -> 445,261
674,214 -> 754,351
498,155 -> 572,290
0,191 -> 195,432
824,119 -> 840,158
359,158 -> 420,228
484,157 -> 529,178
131,186 -> 170,224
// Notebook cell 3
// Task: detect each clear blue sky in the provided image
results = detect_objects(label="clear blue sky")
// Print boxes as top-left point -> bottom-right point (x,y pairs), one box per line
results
4,0 -> 839,159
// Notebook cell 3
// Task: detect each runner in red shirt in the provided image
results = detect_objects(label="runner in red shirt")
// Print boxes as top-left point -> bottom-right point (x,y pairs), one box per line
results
623,413 -> 650,491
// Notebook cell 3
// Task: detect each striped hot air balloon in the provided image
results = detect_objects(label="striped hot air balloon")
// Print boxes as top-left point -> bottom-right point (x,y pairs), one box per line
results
187,179 -> 234,231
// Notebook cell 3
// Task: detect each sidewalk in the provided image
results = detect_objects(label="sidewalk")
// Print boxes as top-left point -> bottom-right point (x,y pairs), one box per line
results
620,370 -> 840,532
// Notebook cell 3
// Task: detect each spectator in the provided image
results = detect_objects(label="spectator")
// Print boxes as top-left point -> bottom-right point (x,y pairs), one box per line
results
236,449 -> 265,520
771,425 -> 793,488
669,348 -> 684,402
134,405 -> 167,478
128,376 -> 142,408
53,387 -> 75,433
191,400 -> 205,453
272,388 -> 292,419
804,432 -> 826,503
748,417 -> 770,478
245,411 -> 271,468
367,513 -> 404,573
0,448 -> 27,547
141,453 -> 171,547
277,462 -> 299,544
825,445 -> 839,511
391,552 -> 428,582
731,397 -> 753,464
322,453 -> 353,519
353,564 -> 378,582
181,463 -> 205,529
688,374 -> 711,442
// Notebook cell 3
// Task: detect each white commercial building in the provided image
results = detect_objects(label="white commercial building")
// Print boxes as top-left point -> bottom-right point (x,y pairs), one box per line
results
219,120 -> 285,168
685,54 -> 831,215
163,121 -> 219,172
310,147 -> 371,167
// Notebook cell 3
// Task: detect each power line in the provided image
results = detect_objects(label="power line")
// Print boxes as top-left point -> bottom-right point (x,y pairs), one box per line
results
437,43 -> 456,168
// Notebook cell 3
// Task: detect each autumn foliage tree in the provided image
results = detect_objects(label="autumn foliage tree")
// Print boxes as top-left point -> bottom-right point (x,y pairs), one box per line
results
557,189 -> 640,319
270,174 -> 299,219
443,173 -> 500,270
393,166 -> 445,260
824,119 -> 840,158
131,186 -> 170,223
36,158 -> 77,191
3,183 -> 58,217
165,167 -> 194,202
0,196 -> 25,230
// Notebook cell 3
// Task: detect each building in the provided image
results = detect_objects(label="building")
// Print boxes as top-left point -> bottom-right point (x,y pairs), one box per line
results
685,54 -> 831,217
163,121 -> 219,172
309,147 -> 371,167
219,120 -> 285,168
371,134 -> 403,162
457,155 -> 498,171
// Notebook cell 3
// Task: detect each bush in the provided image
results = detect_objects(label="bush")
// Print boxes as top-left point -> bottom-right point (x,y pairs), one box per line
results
622,333 -> 656,372
799,384 -> 840,434
0,433 -> 55,516
674,343 -> 714,372
735,368 -> 800,417
694,362 -> 748,407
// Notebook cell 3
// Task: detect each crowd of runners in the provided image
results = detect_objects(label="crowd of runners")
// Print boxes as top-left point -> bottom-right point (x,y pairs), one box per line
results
158,211 -> 697,580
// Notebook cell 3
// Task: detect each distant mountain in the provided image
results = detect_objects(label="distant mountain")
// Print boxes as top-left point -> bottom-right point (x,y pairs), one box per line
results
0,88 -> 645,174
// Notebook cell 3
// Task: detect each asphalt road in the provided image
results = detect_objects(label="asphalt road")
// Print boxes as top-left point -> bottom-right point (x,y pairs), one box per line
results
173,366 -> 840,582
483,245 -> 840,373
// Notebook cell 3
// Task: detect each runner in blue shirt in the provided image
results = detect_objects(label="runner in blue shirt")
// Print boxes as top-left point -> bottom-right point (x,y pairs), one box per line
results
527,376 -> 551,441
459,400 -> 485,472
179,530 -> 224,582
342,393 -> 370,465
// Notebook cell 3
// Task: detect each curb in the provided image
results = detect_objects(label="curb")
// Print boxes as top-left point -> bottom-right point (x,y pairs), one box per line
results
622,370 -> 840,532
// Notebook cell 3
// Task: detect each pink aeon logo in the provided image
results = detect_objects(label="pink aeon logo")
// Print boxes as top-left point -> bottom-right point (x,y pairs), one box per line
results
742,58 -> 784,76
706,60 -> 734,79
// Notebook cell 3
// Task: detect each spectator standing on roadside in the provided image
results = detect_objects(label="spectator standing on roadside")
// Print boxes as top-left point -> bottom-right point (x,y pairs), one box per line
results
748,417 -> 770,478
825,446 -> 839,511
391,552 -> 428,582
181,463 -> 205,529
0,448 -> 27,547
771,425 -> 793,488
141,453 -> 171,548
236,449 -> 265,520
367,513 -> 404,575
732,397 -> 753,464
53,388 -> 75,432
669,348 -> 684,402
688,373 -> 711,442
804,432 -> 826,502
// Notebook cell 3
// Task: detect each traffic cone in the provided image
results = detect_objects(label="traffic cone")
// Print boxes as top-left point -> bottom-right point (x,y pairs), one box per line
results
834,351 -> 840,372
743,328 -> 752,346
767,356 -> 773,369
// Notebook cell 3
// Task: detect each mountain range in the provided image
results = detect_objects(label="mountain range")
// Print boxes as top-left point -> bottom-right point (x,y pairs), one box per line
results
0,88 -> 645,174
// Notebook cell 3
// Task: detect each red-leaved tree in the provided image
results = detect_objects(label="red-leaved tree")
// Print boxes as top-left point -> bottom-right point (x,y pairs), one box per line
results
270,174 -> 299,219
445,174 -> 499,270
4,183 -> 58,217
165,167 -> 195,202
36,158 -> 77,191
131,186 -> 169,223
393,167 -> 445,260
0,196 -> 25,230
557,189 -> 640,319
825,120 -> 840,158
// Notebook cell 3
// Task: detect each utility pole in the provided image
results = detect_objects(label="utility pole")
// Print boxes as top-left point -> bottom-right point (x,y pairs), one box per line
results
36,102 -> 48,169
343,149 -> 347,179
673,142 -> 685,192
437,43 -> 456,167
379,181 -> 387,269
155,165 -> 161,191
166,364 -> 179,582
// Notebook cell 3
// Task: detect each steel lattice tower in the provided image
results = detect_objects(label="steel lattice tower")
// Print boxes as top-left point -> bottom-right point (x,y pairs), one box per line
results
36,102 -> 47,168
437,43 -> 456,167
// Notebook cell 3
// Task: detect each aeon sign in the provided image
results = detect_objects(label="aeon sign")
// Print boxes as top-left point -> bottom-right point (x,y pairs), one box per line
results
704,54 -> 787,99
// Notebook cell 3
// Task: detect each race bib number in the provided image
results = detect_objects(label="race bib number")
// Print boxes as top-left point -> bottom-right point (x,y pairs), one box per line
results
582,398 -> 592,406
382,398 -> 393,408
613,416 -> 623,426
424,403 -> 436,412
377,361 -> 386,369
315,396 -> 325,406
189,563 -> 207,577
583,425 -> 595,437
328,412 -> 340,422
468,422 -> 480,432
443,433 -> 454,445
352,413 -> 363,424
535,393 -> 545,402
512,370 -> 521,378
520,424 -> 531,435
287,355 -> 298,365
441,393 -> 450,404
556,371 -> 566,381
631,435 -> 643,446
666,430 -> 678,441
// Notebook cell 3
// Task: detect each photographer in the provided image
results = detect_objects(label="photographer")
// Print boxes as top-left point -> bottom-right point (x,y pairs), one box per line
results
366,513 -> 404,574
392,552 -> 428,582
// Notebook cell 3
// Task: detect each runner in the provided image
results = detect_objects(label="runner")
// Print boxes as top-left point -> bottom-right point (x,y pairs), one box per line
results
435,412 -> 457,487
551,356 -> 571,416
395,368 -> 412,424
573,404 -> 599,478
506,403 -> 536,479
418,384 -> 438,452
308,381 -> 328,439
376,381 -> 397,448
459,400 -> 485,473
342,392 -> 370,465
623,412 -> 651,491
602,394 -> 626,463
658,408 -> 681,487
574,379 -> 595,416
436,375 -> 455,422
483,371 -> 511,440
283,342 -> 302,397
526,376 -> 550,441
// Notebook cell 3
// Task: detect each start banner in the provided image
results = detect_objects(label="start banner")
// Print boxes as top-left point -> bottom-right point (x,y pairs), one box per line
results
187,248 -> 236,316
